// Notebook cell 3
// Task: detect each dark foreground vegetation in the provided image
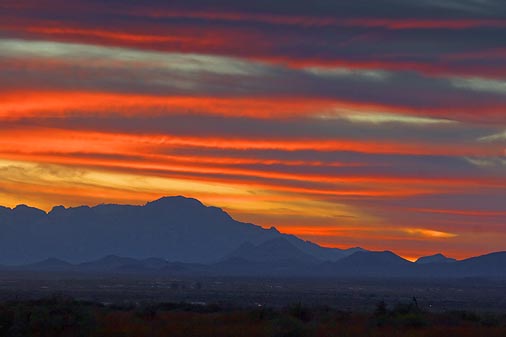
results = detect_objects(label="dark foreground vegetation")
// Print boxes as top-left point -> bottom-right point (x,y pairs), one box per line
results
1,296 -> 506,337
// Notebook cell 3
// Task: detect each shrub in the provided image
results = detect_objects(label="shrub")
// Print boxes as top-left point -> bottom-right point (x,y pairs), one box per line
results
287,302 -> 312,322
270,315 -> 311,337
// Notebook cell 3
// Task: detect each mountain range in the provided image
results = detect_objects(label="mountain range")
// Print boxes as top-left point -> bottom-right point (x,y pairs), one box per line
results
0,196 -> 358,265
0,196 -> 505,278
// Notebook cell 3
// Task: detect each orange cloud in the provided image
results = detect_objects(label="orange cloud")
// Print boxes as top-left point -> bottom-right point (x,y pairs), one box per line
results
0,91 -> 333,119
412,208 -> 506,217
3,21 -> 506,80
0,125 -> 500,158
2,89 -> 504,125
403,228 -> 458,239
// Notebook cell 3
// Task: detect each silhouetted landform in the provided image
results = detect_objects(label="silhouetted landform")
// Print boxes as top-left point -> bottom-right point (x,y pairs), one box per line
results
324,251 -> 414,277
0,196 -> 357,265
416,253 -> 457,264
226,238 -> 320,264
1,196 -> 505,279
2,248 -> 506,279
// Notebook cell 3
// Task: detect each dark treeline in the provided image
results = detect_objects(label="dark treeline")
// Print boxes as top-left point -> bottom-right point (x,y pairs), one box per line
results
1,296 -> 506,337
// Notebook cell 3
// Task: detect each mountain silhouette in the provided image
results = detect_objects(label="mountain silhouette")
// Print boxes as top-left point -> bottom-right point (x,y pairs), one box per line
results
0,196 -> 359,265
24,258 -> 74,271
446,251 -> 506,277
327,251 -> 415,277
79,255 -> 140,270
2,196 -> 506,279
4,251 -> 506,279
225,237 -> 319,265
415,253 -> 457,264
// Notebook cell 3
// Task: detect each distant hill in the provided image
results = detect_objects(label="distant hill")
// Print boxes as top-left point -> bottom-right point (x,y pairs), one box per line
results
225,238 -> 319,265
415,253 -> 457,264
445,252 -> 506,278
2,196 -> 506,279
24,258 -> 74,271
0,196 -> 359,265
4,251 -> 506,279
322,251 -> 506,279
79,255 -> 140,270
326,251 -> 415,277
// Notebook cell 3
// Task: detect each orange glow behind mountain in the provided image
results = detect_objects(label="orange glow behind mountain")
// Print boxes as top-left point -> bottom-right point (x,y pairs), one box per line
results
0,0 -> 505,260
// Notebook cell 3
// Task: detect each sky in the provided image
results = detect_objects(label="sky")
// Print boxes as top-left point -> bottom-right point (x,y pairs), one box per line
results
0,0 -> 505,260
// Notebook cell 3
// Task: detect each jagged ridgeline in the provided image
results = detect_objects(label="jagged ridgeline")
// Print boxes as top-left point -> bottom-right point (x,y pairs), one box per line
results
0,196 -> 358,265
1,196 -> 505,278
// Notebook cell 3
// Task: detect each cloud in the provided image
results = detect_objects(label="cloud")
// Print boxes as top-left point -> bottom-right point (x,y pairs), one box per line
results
478,130 -> 506,142
451,77 -> 506,94
465,157 -> 506,167
0,38 -> 268,76
317,110 -> 458,125
303,66 -> 390,81
404,228 -> 458,239
2,39 -> 506,125
3,2 -> 506,81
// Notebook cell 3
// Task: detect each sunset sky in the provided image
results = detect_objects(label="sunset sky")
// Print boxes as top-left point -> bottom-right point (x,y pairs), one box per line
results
1,0 -> 505,260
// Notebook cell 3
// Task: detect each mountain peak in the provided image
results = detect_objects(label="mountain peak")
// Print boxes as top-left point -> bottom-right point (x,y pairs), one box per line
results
147,196 -> 204,207
80,255 -> 139,269
49,205 -> 66,215
12,204 -> 47,218
339,250 -> 411,266
226,237 -> 318,264
14,204 -> 45,212
416,253 -> 457,264
26,257 -> 73,269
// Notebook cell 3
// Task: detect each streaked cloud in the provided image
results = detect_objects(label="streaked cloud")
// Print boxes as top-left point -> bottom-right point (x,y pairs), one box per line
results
0,38 -> 268,76
317,110 -> 458,125
404,228 -> 458,239
451,77 -> 506,95
465,157 -> 506,168
478,130 -> 506,142
303,66 -> 390,81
